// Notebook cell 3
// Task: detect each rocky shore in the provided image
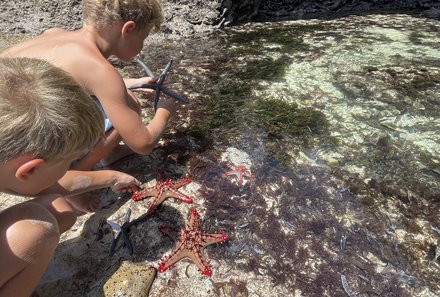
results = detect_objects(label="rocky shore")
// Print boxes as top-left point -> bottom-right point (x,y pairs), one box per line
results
1,1 -> 439,38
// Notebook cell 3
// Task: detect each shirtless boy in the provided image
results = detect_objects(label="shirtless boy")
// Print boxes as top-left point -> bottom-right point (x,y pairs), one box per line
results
0,0 -> 178,171
0,57 -> 140,297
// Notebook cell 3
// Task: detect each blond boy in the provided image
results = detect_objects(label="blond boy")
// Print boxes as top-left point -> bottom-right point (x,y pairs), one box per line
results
0,57 -> 141,297
0,0 -> 179,170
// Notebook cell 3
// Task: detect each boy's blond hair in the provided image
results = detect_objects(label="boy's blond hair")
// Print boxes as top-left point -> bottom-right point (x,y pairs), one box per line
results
0,57 -> 104,164
82,0 -> 164,32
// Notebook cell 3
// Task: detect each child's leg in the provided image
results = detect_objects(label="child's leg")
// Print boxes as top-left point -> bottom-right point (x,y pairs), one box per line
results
31,194 -> 77,233
67,194 -> 101,213
99,144 -> 135,167
71,91 -> 142,170
0,201 -> 60,297
71,128 -> 122,171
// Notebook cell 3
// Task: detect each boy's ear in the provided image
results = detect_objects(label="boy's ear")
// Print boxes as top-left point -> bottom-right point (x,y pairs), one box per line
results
121,21 -> 136,38
15,159 -> 45,181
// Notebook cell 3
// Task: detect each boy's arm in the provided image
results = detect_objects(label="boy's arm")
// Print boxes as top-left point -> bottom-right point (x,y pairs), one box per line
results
88,63 -> 176,155
39,170 -> 140,197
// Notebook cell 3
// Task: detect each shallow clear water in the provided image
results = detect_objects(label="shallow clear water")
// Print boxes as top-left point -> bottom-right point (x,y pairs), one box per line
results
122,13 -> 440,297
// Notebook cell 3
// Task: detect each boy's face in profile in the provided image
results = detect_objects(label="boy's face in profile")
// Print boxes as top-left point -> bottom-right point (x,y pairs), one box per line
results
118,24 -> 153,62
8,151 -> 81,196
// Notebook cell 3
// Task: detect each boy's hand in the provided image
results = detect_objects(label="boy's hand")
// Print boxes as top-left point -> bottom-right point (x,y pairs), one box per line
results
110,172 -> 141,193
156,97 -> 178,116
124,76 -> 168,94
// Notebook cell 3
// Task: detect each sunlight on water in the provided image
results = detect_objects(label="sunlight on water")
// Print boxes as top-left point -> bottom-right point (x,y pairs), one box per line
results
137,13 -> 440,297
260,15 -> 440,187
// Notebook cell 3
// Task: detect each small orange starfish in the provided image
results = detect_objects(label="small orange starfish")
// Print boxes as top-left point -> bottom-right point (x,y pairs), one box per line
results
158,208 -> 228,276
223,163 -> 254,185
131,178 -> 193,214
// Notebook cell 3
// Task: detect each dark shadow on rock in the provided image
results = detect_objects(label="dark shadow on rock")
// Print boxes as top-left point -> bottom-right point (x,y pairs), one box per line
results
35,149 -> 192,296
218,0 -> 440,26
36,204 -> 185,297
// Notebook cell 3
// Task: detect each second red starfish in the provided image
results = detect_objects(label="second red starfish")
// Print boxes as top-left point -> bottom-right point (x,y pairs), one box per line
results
158,208 -> 228,276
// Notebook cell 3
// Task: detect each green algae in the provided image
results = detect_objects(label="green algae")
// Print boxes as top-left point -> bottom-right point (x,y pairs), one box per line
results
189,92 -> 327,146
227,24 -> 324,55
243,97 -> 328,137
187,24 -> 329,162
234,55 -> 293,81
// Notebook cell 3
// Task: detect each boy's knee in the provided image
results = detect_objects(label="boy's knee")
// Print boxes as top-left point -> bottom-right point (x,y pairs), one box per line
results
35,195 -> 77,234
4,202 -> 60,261
54,205 -> 77,234
59,209 -> 77,234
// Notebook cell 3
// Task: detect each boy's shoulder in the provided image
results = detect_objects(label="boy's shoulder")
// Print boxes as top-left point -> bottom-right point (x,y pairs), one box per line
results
42,27 -> 67,35
1,29 -> 99,63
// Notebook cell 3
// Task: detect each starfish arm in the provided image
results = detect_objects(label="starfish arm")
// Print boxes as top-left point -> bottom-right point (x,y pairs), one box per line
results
158,246 -> 190,273
159,60 -> 173,78
201,232 -> 229,247
223,171 -> 238,177
169,177 -> 192,189
187,247 -> 212,276
134,58 -> 155,77
161,88 -> 189,103
106,220 -> 121,233
145,189 -> 192,214
131,188 -> 160,201
225,163 -> 245,172
162,188 -> 193,203
121,231 -> 134,255
126,83 -> 157,90
187,208 -> 200,228
108,228 -> 124,256
145,191 -> 167,213
153,89 -> 161,111
224,164 -> 254,184
153,61 -> 173,111
224,171 -> 243,184
109,236 -> 119,256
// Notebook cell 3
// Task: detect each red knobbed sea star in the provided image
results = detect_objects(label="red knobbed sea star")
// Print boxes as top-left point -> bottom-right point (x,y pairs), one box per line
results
158,208 -> 228,276
131,178 -> 193,214
223,163 -> 254,184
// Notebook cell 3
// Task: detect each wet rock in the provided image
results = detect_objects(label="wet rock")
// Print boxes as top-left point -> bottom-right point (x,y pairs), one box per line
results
94,260 -> 157,297
376,132 -> 391,151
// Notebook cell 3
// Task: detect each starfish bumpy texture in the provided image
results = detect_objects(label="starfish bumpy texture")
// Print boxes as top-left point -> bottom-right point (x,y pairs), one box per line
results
131,178 -> 193,215
158,208 -> 228,276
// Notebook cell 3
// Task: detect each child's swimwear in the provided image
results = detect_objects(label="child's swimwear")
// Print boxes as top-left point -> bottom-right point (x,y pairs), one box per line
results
70,96 -> 112,167
92,95 -> 112,133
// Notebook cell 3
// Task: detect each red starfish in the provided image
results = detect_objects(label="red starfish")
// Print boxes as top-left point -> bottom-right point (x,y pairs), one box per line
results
223,163 -> 254,184
131,178 -> 193,214
158,208 -> 228,276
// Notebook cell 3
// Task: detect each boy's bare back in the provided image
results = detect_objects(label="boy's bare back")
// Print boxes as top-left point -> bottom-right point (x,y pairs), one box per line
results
1,28 -> 108,94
